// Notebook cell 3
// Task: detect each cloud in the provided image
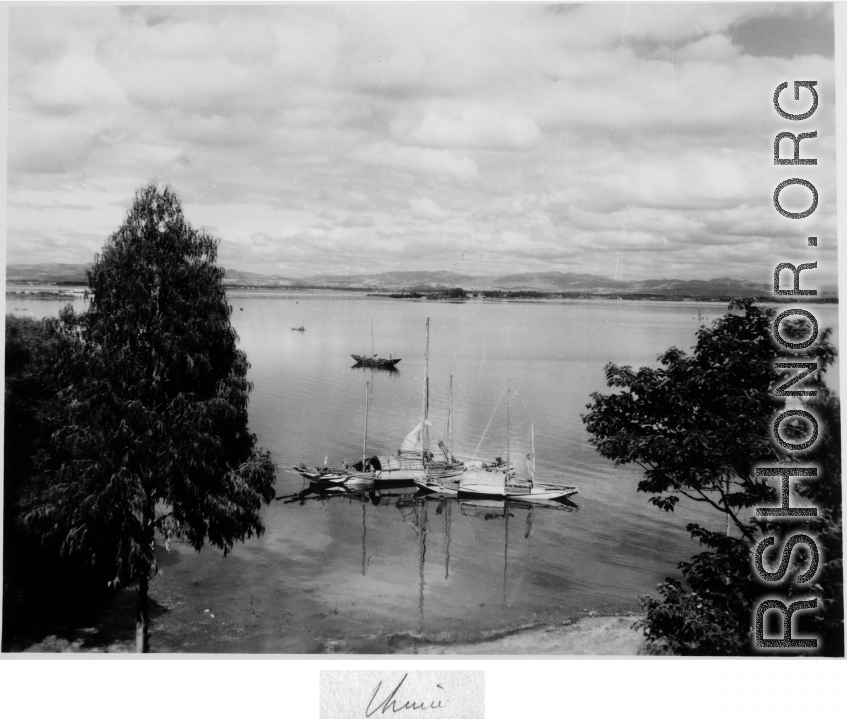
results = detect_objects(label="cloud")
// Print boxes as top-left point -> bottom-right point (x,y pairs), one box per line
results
409,198 -> 448,220
28,53 -> 127,113
339,213 -> 374,228
5,3 -> 839,288
359,141 -> 478,182
401,105 -> 541,150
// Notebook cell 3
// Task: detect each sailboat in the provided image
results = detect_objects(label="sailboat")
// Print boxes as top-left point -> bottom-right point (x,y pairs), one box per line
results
295,318 -> 461,485
291,382 -> 376,486
344,319 -> 463,482
415,388 -> 578,502
352,320 -> 401,368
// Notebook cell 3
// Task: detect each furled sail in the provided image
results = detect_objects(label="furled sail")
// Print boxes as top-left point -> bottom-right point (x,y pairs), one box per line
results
399,420 -> 432,455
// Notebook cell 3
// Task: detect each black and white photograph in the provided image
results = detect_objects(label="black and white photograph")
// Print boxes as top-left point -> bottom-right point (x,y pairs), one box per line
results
2,0 -> 843,679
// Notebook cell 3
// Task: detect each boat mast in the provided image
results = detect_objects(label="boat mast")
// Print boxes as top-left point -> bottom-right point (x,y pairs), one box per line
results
447,375 -> 453,462
530,422 -> 536,483
371,319 -> 375,357
505,384 -> 510,474
362,381 -> 370,470
421,318 -> 430,462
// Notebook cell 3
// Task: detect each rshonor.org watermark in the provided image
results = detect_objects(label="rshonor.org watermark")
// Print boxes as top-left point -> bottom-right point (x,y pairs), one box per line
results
753,80 -> 825,651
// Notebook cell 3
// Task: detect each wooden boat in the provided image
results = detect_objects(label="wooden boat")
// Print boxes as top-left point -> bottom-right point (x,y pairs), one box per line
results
351,320 -> 400,367
455,467 -> 578,502
348,320 -> 463,482
415,392 -> 578,502
291,466 -> 349,483
351,354 -> 400,368
299,319 -> 468,486
291,326 -> 305,332
289,464 -> 373,485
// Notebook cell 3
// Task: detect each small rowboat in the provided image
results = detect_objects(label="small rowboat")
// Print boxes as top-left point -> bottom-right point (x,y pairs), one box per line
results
291,326 -> 305,332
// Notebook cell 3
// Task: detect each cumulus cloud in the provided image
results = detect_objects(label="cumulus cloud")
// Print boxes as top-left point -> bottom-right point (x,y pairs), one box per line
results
5,3 -> 838,286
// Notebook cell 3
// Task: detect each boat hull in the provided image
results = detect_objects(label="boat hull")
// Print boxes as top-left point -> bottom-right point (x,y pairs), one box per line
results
416,474 -> 577,502
457,483 -> 578,501
351,354 -> 401,368
291,466 -> 351,483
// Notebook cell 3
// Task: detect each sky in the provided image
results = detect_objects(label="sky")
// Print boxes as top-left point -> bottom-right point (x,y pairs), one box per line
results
6,2 -> 839,285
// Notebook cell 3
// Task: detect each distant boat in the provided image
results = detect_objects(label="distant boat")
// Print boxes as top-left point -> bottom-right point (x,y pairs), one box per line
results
291,325 -> 305,332
352,320 -> 400,367
351,354 -> 400,368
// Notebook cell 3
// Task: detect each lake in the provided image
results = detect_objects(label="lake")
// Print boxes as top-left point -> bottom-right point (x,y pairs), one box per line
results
7,291 -> 840,652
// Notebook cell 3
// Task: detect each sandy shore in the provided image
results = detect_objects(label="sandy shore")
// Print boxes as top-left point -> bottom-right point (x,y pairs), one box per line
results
393,615 -> 646,655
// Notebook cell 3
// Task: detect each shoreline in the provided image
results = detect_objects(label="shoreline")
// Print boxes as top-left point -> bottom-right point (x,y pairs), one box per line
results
5,284 -> 839,305
385,614 -> 646,656
14,612 -> 646,655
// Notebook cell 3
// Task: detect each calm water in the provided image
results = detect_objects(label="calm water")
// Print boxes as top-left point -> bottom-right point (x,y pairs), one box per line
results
8,291 -> 840,652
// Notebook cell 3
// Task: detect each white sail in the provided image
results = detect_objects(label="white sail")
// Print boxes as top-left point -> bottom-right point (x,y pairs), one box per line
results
399,420 -> 433,455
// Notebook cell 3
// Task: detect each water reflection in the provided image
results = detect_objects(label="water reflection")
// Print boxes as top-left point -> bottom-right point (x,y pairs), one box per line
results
277,481 -> 577,625
350,363 -> 400,374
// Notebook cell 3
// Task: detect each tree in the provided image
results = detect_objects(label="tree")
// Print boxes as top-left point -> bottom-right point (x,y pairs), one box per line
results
3,315 -> 101,648
23,184 -> 276,652
582,298 -> 839,654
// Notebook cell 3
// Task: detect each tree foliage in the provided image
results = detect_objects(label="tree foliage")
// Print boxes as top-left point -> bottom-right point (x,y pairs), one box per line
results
583,298 -> 833,540
582,298 -> 840,655
21,184 -> 276,651
637,527 -> 759,655
3,316 -> 104,648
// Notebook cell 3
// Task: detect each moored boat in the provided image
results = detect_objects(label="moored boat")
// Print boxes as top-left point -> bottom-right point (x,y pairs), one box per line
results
351,354 -> 401,368
352,320 -> 400,367
299,318 -> 467,486
415,392 -> 578,502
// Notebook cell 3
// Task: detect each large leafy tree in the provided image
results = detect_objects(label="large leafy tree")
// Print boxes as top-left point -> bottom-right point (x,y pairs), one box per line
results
23,184 -> 276,652
582,298 -> 839,654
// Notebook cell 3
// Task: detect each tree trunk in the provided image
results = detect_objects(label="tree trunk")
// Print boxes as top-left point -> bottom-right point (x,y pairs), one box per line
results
135,572 -> 149,653
136,494 -> 154,653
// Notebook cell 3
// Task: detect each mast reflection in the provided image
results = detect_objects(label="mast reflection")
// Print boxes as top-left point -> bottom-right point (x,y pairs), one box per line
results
278,485 -> 578,621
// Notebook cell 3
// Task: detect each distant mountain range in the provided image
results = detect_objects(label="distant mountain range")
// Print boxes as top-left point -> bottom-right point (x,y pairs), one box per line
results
6,263 -> 837,298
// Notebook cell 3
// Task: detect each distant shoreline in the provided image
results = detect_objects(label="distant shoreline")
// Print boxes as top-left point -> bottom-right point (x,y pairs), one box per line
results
6,283 -> 839,305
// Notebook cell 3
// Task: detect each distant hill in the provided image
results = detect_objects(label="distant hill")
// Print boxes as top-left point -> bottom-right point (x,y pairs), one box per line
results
222,268 -> 294,282
6,263 -> 90,284
6,264 -> 835,299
